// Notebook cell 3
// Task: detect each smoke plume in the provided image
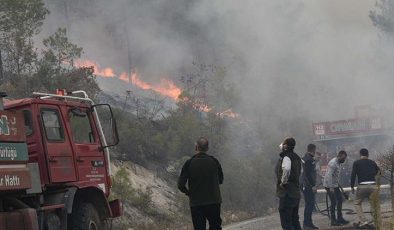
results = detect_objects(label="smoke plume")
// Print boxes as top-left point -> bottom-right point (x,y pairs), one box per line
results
39,0 -> 393,149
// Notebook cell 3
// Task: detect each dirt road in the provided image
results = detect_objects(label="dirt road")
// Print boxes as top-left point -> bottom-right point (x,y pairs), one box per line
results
224,201 -> 392,230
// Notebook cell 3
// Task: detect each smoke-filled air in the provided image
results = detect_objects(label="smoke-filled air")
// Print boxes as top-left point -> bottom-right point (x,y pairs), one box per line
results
1,0 -> 394,229
38,0 -> 394,136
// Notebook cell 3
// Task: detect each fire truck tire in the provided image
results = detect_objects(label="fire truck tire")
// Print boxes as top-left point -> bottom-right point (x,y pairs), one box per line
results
45,213 -> 61,230
70,202 -> 104,230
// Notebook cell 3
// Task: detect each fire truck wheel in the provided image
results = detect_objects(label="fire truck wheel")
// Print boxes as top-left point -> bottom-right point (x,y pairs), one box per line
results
45,212 -> 61,230
70,202 -> 104,230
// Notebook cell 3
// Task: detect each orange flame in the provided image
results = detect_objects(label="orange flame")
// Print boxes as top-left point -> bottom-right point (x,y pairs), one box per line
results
131,72 -> 182,99
75,59 -> 182,100
75,60 -> 116,77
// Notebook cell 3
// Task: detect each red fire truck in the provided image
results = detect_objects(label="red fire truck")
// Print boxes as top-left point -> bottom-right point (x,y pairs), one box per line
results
0,90 -> 122,230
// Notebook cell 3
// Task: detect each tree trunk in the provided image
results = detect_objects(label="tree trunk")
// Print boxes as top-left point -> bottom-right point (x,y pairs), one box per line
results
391,146 -> 394,214
391,164 -> 394,213
0,49 -> 3,81
372,172 -> 382,229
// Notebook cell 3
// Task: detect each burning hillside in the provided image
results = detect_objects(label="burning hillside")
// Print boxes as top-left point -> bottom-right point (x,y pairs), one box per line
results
75,59 -> 240,119
75,59 -> 182,101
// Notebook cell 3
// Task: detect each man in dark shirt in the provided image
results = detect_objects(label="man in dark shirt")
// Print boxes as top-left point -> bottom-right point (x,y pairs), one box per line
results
178,137 -> 224,230
276,137 -> 302,230
301,144 -> 319,229
350,148 -> 380,227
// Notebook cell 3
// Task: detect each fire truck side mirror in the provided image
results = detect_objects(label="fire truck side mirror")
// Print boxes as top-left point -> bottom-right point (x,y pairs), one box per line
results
90,104 -> 119,149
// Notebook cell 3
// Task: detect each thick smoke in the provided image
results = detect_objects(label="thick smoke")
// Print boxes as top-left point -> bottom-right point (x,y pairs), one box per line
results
39,0 -> 393,148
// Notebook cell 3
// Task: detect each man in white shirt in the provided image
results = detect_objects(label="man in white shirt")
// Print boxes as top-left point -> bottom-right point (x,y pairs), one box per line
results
276,137 -> 302,230
323,150 -> 349,226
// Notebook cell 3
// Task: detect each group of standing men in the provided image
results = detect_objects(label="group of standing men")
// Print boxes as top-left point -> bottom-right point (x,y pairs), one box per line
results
276,137 -> 380,230
176,136 -> 380,230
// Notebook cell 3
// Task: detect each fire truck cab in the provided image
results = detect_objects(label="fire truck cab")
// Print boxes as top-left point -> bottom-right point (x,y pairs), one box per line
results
0,90 -> 122,230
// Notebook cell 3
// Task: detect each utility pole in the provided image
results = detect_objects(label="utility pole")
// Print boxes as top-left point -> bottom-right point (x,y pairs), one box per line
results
64,1 -> 71,31
122,90 -> 131,113
125,29 -> 132,84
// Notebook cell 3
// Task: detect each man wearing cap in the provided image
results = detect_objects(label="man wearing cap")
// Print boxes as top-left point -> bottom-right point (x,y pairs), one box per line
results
276,137 -> 302,230
178,137 -> 224,230
351,148 -> 380,228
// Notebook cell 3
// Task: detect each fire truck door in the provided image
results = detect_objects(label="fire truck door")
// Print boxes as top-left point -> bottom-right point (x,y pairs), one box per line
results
40,106 -> 77,183
65,107 -> 107,192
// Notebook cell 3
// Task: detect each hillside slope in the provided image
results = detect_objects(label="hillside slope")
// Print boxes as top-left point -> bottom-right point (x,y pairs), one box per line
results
111,161 -> 192,229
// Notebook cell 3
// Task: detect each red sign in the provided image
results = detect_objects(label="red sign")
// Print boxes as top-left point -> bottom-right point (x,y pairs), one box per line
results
313,117 -> 383,137
0,111 -> 26,142
0,167 -> 31,191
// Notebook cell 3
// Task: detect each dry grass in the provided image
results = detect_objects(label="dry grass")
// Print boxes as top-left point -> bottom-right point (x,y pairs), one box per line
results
371,174 -> 382,229
382,216 -> 394,230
